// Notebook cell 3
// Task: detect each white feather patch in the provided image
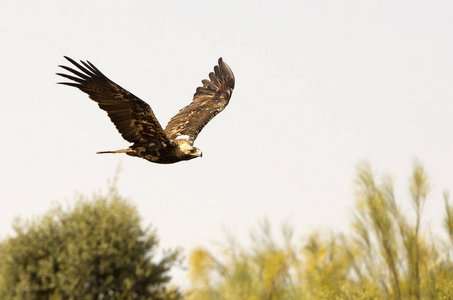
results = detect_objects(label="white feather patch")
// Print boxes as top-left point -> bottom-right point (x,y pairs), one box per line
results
175,135 -> 190,141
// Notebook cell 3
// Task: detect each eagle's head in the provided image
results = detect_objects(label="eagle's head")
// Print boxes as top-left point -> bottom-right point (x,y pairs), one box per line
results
187,146 -> 203,159
175,139 -> 202,160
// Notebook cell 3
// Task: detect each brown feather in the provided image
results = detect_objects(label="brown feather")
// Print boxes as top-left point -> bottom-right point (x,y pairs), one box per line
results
57,56 -> 170,148
164,57 -> 235,144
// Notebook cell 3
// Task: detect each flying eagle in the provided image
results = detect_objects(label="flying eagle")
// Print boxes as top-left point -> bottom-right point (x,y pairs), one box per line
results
57,57 -> 235,164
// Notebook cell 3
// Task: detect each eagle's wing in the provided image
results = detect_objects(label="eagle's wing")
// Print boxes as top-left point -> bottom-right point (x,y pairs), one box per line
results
164,58 -> 235,144
57,56 -> 170,147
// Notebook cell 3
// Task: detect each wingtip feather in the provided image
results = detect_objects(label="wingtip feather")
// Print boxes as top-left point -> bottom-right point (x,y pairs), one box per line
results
57,82 -> 80,88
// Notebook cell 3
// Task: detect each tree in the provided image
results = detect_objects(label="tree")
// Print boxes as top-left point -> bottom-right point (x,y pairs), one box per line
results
186,161 -> 453,299
0,185 -> 182,300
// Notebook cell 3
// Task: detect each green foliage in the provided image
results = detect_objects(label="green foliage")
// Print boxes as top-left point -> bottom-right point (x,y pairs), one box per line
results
0,186 -> 181,300
187,161 -> 453,300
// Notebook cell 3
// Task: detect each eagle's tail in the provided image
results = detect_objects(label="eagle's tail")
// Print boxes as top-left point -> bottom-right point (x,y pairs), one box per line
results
96,148 -> 132,155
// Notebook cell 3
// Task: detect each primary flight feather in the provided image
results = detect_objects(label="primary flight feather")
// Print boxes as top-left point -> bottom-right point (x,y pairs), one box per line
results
57,57 -> 235,164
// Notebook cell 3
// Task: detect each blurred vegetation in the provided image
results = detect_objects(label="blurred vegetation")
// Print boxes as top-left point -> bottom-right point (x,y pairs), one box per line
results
0,183 -> 182,300
1,161 -> 452,299
187,161 -> 453,300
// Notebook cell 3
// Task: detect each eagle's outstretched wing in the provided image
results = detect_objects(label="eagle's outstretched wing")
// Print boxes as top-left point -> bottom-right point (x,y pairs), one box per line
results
164,58 -> 235,144
57,56 -> 170,147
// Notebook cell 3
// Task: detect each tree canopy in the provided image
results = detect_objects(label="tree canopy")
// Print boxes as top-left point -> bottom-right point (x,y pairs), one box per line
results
0,186 -> 181,300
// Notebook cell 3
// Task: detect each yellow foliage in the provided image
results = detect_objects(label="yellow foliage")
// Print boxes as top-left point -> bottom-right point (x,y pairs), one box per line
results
260,250 -> 287,291
189,248 -> 214,284
186,161 -> 453,300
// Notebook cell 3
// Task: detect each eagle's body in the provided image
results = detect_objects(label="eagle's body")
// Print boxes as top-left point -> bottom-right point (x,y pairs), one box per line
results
57,57 -> 235,164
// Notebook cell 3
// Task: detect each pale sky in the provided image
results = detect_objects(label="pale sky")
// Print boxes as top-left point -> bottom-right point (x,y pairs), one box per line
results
1,0 -> 452,286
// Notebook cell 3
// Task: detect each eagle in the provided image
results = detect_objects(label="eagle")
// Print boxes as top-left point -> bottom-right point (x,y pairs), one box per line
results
57,56 -> 235,164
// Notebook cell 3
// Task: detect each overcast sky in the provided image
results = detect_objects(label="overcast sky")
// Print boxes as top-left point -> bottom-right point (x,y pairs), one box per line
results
1,0 -> 452,286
